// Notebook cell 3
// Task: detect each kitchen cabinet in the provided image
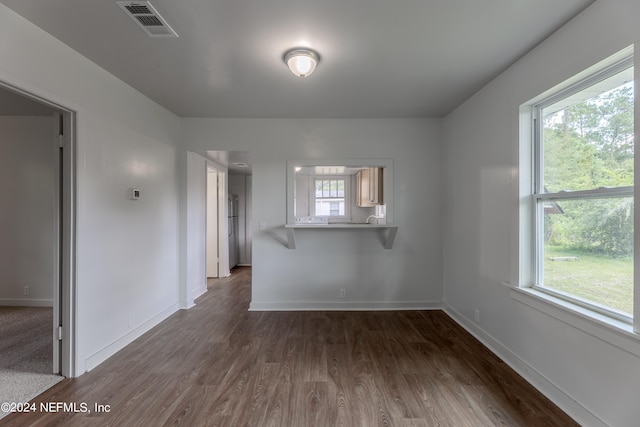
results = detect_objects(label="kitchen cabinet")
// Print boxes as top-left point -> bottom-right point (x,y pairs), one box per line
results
356,167 -> 383,207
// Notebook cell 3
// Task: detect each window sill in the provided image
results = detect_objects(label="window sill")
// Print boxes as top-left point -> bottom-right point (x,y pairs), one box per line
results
510,286 -> 640,357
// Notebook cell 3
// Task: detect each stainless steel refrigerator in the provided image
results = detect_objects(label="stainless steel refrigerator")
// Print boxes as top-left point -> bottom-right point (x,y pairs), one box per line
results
228,194 -> 239,269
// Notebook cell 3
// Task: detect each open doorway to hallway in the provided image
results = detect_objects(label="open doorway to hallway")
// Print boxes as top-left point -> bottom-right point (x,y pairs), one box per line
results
204,151 -> 252,276
228,172 -> 252,270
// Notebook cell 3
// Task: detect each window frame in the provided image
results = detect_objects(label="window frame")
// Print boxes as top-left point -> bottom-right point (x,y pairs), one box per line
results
310,175 -> 351,220
530,54 -> 636,325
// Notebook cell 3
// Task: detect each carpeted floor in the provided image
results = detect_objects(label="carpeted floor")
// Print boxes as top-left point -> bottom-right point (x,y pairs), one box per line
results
0,306 -> 63,419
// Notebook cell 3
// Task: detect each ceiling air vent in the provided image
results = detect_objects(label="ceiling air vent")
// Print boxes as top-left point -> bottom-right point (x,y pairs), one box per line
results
116,1 -> 178,38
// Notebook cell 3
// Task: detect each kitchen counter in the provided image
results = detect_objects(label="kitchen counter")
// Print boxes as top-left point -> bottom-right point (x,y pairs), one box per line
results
284,223 -> 398,249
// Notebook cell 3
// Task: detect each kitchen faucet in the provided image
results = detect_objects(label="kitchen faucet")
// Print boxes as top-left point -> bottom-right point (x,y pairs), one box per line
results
366,215 -> 379,224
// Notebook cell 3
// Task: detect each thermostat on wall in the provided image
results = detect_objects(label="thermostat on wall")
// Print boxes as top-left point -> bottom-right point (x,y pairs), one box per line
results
129,188 -> 141,200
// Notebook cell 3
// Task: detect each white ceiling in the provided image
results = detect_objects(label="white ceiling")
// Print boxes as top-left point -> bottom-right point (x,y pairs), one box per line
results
0,0 -> 595,119
206,150 -> 252,175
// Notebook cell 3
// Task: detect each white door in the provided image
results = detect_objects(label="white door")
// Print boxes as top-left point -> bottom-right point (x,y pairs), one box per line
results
206,167 -> 219,277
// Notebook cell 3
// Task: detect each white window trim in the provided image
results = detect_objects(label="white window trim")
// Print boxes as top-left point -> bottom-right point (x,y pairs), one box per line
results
310,175 -> 351,221
518,45 -> 640,335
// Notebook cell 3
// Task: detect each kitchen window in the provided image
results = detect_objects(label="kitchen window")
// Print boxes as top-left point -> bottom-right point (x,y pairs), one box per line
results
313,177 -> 349,218
529,51 -> 635,325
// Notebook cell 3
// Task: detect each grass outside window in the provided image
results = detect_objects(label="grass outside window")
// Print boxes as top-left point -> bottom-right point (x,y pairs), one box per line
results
543,246 -> 633,316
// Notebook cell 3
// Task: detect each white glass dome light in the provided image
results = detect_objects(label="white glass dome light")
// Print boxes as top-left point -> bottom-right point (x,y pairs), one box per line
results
283,48 -> 320,78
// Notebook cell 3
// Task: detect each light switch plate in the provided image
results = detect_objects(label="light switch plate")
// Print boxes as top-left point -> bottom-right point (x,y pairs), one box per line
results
129,188 -> 140,200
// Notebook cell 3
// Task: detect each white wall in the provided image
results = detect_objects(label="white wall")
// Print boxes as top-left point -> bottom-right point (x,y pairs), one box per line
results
186,151 -> 207,303
0,5 -> 181,376
442,1 -> 640,426
0,116 -> 55,306
182,118 -> 443,310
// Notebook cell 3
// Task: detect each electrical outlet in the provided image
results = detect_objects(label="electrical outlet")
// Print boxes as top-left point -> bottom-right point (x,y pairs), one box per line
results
259,221 -> 266,230
128,313 -> 135,328
340,289 -> 346,299
23,286 -> 30,296
474,308 -> 480,323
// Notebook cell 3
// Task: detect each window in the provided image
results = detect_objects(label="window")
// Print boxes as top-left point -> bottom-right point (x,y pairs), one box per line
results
531,53 -> 634,322
313,177 -> 347,217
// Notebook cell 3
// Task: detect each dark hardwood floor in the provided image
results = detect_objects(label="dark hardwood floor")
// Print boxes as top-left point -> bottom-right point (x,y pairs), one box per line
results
2,267 -> 577,426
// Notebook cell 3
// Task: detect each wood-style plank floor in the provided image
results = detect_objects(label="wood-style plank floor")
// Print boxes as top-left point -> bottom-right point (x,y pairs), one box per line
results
2,267 -> 577,426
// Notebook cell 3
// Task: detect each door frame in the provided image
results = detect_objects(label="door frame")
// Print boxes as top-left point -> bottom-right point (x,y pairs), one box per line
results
53,110 -> 75,377
1,82 -> 76,377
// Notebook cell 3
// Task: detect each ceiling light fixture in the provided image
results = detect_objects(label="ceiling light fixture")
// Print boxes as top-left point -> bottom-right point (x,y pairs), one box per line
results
283,48 -> 320,78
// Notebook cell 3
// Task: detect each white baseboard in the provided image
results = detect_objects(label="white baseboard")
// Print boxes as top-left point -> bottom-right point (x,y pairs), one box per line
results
0,298 -> 53,307
180,299 -> 196,309
442,303 -> 606,427
249,300 -> 442,311
191,284 -> 207,301
84,302 -> 180,373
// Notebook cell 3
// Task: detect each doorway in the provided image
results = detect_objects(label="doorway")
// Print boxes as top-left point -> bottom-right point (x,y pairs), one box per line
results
203,151 -> 252,278
228,173 -> 252,269
0,83 -> 75,381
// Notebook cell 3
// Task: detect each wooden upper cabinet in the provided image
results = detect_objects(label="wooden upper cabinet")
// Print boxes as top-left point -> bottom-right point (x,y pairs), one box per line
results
356,167 -> 383,207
